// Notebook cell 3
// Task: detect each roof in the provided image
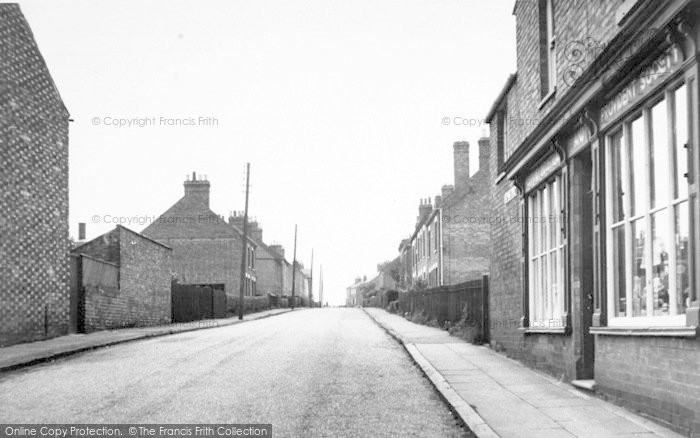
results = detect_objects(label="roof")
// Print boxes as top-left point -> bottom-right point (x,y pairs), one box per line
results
485,73 -> 517,123
409,208 -> 440,243
142,195 -> 254,244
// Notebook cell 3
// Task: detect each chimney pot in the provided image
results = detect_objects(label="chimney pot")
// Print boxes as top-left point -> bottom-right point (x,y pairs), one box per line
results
78,223 -> 86,241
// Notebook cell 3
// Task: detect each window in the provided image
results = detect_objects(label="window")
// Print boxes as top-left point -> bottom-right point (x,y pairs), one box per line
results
434,220 -> 439,252
528,174 -> 566,328
539,0 -> 556,98
427,227 -> 432,256
497,109 -> 507,169
605,84 -> 691,326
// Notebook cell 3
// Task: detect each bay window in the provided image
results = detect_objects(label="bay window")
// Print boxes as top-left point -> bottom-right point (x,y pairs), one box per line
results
605,83 -> 691,326
528,174 -> 566,328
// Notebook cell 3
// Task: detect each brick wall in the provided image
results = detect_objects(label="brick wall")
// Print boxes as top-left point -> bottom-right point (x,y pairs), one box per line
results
487,117 -> 526,359
156,237 -> 240,302
0,5 -> 70,347
506,0 -> 619,161
596,336 -> 700,435
442,141 -> 492,284
255,249 -> 283,296
76,227 -> 171,331
117,227 -> 171,327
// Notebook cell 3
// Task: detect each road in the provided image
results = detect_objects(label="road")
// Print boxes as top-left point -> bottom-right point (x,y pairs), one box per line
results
0,308 -> 467,437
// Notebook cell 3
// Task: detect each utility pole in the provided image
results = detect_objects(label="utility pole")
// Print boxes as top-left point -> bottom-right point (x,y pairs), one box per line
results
309,249 -> 314,307
238,163 -> 250,320
290,224 -> 298,310
319,264 -> 324,307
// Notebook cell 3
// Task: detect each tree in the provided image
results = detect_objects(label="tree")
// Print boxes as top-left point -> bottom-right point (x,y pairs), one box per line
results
377,256 -> 401,283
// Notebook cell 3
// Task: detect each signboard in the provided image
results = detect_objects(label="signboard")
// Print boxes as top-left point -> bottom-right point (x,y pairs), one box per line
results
565,124 -> 592,157
601,45 -> 683,127
503,186 -> 519,204
525,153 -> 561,193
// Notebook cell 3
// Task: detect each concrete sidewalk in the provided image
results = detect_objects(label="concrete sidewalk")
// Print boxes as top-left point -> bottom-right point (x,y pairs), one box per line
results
0,308 -> 295,372
364,308 -> 683,438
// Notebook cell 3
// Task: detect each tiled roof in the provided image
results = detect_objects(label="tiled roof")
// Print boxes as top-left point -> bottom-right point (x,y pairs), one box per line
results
142,195 -> 239,240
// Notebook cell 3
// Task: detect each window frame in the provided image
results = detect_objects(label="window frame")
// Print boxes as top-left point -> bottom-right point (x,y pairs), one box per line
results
604,81 -> 692,328
527,172 -> 567,329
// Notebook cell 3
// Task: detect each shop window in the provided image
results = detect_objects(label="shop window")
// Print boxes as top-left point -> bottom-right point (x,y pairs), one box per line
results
528,174 -> 566,328
605,84 -> 691,326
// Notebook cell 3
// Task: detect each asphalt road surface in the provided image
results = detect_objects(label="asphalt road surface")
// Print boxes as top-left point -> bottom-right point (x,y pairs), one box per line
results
0,308 -> 468,437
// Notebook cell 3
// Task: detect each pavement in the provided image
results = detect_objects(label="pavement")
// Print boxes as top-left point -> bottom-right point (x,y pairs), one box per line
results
364,307 -> 685,438
0,308 -> 292,372
0,308 -> 468,437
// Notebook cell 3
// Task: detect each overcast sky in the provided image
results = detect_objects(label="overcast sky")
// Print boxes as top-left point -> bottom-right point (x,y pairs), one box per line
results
18,0 -> 516,305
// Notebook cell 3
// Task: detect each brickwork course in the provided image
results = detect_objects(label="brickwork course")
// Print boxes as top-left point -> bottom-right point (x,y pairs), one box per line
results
0,4 -> 71,347
486,0 -> 700,434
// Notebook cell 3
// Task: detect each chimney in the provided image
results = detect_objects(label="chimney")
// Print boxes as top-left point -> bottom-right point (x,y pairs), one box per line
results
269,244 -> 285,258
78,223 -> 86,241
417,198 -> 433,225
355,277 -> 362,284
441,184 -> 455,199
478,137 -> 490,174
434,195 -> 442,208
249,221 -> 263,242
183,171 -> 211,207
453,141 -> 470,192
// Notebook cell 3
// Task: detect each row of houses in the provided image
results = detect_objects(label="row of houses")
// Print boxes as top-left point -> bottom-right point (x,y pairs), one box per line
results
69,173 -> 312,332
0,5 -> 311,346
359,0 -> 700,434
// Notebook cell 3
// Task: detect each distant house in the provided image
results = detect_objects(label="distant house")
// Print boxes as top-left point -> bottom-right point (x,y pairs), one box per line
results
406,139 -> 492,288
226,218 -> 310,302
346,277 -> 366,307
0,5 -> 71,346
361,270 -> 397,307
142,173 -> 257,309
70,226 -> 172,331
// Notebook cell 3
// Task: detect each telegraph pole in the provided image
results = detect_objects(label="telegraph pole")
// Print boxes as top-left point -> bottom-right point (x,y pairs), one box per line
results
290,225 -> 298,310
238,163 -> 250,320
309,249 -> 314,307
319,264 -> 324,307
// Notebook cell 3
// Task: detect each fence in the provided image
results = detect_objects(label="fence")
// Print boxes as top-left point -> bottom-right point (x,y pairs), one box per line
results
398,275 -> 489,342
172,283 -> 226,322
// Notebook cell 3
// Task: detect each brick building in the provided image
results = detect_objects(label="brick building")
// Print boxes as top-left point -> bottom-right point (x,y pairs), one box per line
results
406,139 -> 492,288
228,216 -> 310,301
70,226 -> 172,331
486,0 -> 700,433
142,173 -> 257,309
0,5 -> 71,346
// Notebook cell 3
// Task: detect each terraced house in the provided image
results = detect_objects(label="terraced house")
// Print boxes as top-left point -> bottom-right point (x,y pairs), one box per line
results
486,0 -> 700,433
405,139 -> 491,288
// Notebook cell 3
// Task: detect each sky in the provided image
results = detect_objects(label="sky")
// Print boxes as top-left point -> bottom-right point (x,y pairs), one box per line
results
17,0 -> 516,305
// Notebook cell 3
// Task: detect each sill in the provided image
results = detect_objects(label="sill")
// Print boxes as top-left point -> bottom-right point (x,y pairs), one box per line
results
589,326 -> 698,338
538,87 -> 556,109
519,327 -> 568,335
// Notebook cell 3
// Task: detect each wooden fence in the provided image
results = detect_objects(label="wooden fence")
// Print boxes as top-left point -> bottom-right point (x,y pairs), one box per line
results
398,275 -> 489,342
171,283 -> 226,322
